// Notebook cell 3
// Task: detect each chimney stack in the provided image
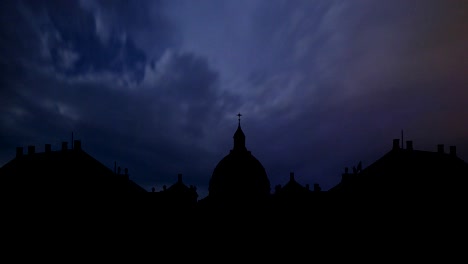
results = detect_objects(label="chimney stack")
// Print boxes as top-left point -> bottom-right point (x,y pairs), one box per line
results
342,168 -> 350,183
16,147 -> 23,158
406,141 -> 413,151
393,139 -> 400,150
314,183 -> 321,192
73,140 -> 81,151
28,145 -> 35,155
178,173 -> 182,183
62,142 -> 68,152
290,172 -> 295,181
437,144 -> 444,154
449,146 -> 456,156
45,144 -> 51,153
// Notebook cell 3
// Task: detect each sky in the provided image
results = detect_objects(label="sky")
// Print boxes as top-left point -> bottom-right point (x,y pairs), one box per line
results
1,0 -> 467,198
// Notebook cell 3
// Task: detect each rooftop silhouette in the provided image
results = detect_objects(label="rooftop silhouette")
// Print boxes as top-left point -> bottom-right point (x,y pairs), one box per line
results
1,114 -> 467,216
0,139 -> 146,194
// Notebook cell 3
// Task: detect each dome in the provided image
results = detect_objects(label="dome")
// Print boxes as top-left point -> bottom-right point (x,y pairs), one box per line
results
207,114 -> 271,204
209,150 -> 271,199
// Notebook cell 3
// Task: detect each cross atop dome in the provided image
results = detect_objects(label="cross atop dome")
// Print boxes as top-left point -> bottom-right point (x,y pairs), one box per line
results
233,112 -> 246,151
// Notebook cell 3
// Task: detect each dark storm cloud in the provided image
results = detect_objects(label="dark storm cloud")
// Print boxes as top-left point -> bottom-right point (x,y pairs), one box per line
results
218,0 -> 468,189
0,0 -> 239,197
80,0 -> 178,58
1,0 -> 467,197
67,50 -> 229,191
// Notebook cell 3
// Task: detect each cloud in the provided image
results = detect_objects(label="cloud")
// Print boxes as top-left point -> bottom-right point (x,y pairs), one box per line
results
0,0 -> 243,198
210,0 -> 468,189
79,0 -> 178,58
1,0 -> 467,198
57,48 -> 80,70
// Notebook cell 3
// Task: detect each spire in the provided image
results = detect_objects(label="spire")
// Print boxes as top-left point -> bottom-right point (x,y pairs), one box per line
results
233,112 -> 246,151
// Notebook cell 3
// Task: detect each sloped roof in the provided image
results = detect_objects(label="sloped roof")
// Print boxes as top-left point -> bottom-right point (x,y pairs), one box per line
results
0,142 -> 147,194
330,144 -> 468,193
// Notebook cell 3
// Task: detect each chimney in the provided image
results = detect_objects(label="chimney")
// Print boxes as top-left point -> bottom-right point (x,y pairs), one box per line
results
28,145 -> 35,155
62,142 -> 68,152
393,139 -> 400,150
314,183 -> 321,192
290,172 -> 295,182
342,168 -> 350,183
406,141 -> 413,151
437,144 -> 444,154
124,168 -> 129,179
178,173 -> 182,183
16,147 -> 23,158
73,140 -> 81,151
305,184 -> 310,190
45,144 -> 52,153
449,146 -> 456,157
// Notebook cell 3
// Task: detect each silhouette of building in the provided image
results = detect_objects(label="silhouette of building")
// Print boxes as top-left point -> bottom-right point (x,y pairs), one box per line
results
198,113 -> 271,210
329,139 -> 468,194
0,140 -> 146,194
269,172 -> 329,214
1,120 -> 467,216
151,173 -> 198,211
272,172 -> 312,207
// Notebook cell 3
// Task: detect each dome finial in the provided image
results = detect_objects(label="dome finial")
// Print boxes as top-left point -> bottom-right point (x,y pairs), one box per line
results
237,112 -> 242,127
233,112 -> 246,151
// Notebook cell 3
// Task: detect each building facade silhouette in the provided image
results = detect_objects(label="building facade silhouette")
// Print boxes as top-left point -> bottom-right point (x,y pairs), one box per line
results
1,118 -> 467,213
330,138 -> 468,194
0,140 -> 146,194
